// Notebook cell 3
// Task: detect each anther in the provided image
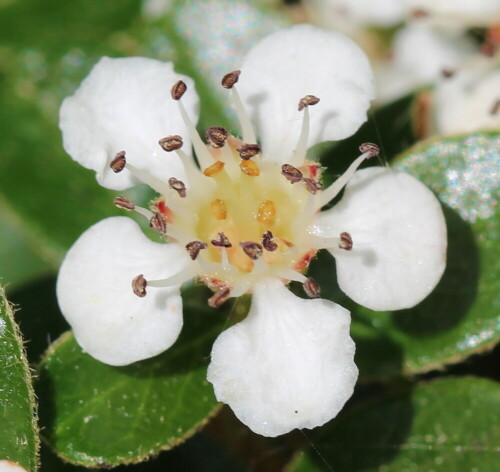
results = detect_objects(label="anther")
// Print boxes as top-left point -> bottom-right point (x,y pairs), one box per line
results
114,196 -> 135,211
132,274 -> 147,297
211,232 -> 232,248
208,287 -> 231,308
298,95 -> 320,112
490,99 -> 500,116
303,277 -> 321,298
281,164 -> 303,183
237,143 -> 260,160
257,200 -> 276,224
339,232 -> 353,250
203,160 -> 225,177
150,212 -> 168,234
359,142 -> 380,158
168,177 -> 187,198
205,127 -> 229,148
240,241 -> 263,260
221,70 -> 241,89
411,8 -> 428,18
110,151 -> 126,173
261,231 -> 278,252
303,178 -> 323,194
171,80 -> 187,100
240,159 -> 260,176
186,240 -> 208,260
211,199 -> 227,220
441,69 -> 455,79
159,135 -> 183,152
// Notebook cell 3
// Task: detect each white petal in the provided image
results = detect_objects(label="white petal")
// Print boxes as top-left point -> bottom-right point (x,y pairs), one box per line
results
312,167 -> 447,311
60,57 -> 199,190
56,217 -> 191,366
434,58 -> 500,135
238,25 -> 374,162
207,279 -> 358,437
0,461 -> 28,472
405,0 -> 500,27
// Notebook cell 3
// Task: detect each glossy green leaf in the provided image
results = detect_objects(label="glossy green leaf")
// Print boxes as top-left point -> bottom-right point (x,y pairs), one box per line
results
37,285 -> 247,467
288,377 -> 500,472
0,286 -> 39,471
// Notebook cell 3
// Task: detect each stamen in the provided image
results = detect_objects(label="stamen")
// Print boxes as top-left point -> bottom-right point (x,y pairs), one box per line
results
441,69 -> 455,79
110,151 -> 126,173
171,80 -> 187,100
203,160 -> 225,177
256,200 -> 276,224
281,164 -> 303,183
205,127 -> 229,148
168,177 -> 187,198
338,232 -> 353,250
150,212 -> 168,234
159,135 -> 183,152
123,160 -> 170,195
132,274 -> 147,297
303,277 -> 321,298
114,196 -> 135,210
303,178 -> 323,195
240,159 -> 260,176
186,240 -> 208,260
314,143 -> 380,210
211,199 -> 227,220
261,231 -> 278,252
411,8 -> 429,18
208,287 -> 231,308
291,95 -> 320,166
298,95 -> 320,112
240,241 -> 263,260
211,232 -> 232,248
490,99 -> 500,116
221,70 -> 241,89
237,143 -> 260,160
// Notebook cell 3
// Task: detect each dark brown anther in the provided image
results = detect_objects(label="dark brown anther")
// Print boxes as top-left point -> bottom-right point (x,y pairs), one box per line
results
211,232 -> 232,248
441,69 -> 455,79
171,80 -> 187,100
282,164 -> 303,183
205,127 -> 229,148
411,8 -> 428,18
298,95 -> 320,111
359,142 -> 380,158
240,241 -> 263,260
110,151 -> 126,173
208,286 -> 231,308
480,41 -> 496,57
490,99 -> 500,116
159,135 -> 183,152
132,274 -> 147,297
303,277 -> 321,298
237,143 -> 260,160
168,177 -> 187,198
339,232 -> 353,251
303,178 -> 323,194
221,70 -> 241,89
185,240 -> 208,260
114,196 -> 135,211
150,212 -> 167,234
261,231 -> 278,252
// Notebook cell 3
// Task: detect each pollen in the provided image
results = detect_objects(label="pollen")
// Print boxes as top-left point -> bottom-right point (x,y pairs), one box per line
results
211,199 -> 227,220
240,158 -> 260,176
256,200 -> 276,224
203,160 -> 225,177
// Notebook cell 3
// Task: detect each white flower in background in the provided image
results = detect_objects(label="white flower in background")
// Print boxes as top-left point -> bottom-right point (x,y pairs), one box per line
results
0,461 -> 28,472
57,25 -> 446,437
433,57 -> 500,135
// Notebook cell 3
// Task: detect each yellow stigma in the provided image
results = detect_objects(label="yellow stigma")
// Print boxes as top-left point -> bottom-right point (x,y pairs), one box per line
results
256,200 -> 276,224
211,199 -> 227,220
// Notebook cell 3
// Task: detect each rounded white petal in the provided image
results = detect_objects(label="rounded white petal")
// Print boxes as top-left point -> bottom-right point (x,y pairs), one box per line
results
0,461 -> 28,472
405,0 -> 500,27
312,167 -> 447,311
60,57 -> 199,190
376,23 -> 475,102
57,217 -> 191,366
238,25 -> 374,162
207,279 -> 358,437
434,59 -> 500,135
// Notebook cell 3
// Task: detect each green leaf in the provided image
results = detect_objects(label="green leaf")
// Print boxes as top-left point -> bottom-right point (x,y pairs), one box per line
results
288,377 -> 500,472
37,284 -> 247,467
0,286 -> 39,471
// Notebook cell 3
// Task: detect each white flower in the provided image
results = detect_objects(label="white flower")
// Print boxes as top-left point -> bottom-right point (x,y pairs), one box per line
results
57,25 -> 446,437
0,461 -> 28,472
